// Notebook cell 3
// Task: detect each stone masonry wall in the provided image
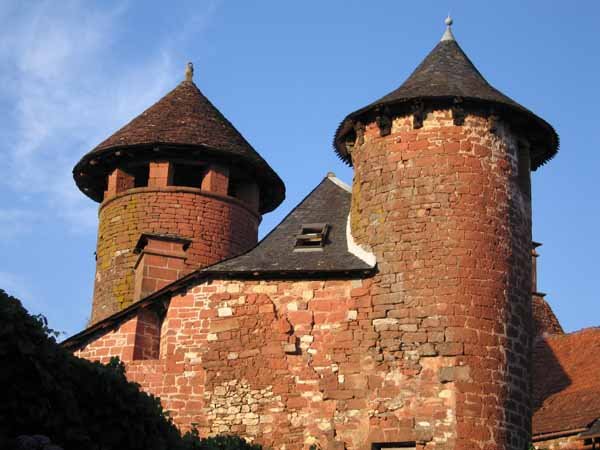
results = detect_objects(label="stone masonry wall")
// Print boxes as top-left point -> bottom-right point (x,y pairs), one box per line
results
75,276 -> 466,450
75,109 -> 534,449
349,109 -> 533,450
92,187 -> 259,324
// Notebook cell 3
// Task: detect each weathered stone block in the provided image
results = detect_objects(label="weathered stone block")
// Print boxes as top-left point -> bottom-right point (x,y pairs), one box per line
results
439,365 -> 471,383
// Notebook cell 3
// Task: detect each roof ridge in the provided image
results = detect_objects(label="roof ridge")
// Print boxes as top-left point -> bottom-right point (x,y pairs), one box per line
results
326,172 -> 352,193
544,326 -> 600,340
90,80 -> 253,154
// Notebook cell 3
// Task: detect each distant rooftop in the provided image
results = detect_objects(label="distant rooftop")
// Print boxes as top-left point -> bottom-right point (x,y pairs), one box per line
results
533,327 -> 600,437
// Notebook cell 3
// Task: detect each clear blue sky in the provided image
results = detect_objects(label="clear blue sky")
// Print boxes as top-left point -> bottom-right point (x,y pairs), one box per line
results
0,1 -> 598,337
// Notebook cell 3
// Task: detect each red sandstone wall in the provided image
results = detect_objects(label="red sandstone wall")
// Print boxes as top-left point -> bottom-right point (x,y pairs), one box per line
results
349,110 -> 533,450
76,276 -> 465,450
75,110 -> 535,449
92,187 -> 259,324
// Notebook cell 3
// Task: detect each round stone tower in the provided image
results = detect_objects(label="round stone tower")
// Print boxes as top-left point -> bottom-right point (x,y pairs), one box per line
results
74,63 -> 285,324
334,19 -> 558,450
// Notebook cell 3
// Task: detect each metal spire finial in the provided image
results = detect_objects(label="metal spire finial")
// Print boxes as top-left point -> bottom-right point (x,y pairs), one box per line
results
441,15 -> 455,42
185,62 -> 194,82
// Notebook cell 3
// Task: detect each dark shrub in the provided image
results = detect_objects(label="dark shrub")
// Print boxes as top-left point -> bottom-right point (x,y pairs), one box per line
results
0,289 -> 261,450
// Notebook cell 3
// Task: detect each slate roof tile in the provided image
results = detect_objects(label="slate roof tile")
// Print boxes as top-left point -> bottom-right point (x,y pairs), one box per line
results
208,175 -> 374,274
334,36 -> 558,170
73,80 -> 284,212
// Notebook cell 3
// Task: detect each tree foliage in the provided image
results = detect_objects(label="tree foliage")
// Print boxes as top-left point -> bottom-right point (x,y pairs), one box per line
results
0,289 -> 261,450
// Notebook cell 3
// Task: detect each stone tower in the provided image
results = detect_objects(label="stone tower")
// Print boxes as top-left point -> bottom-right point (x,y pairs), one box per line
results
334,19 -> 558,450
74,64 -> 285,324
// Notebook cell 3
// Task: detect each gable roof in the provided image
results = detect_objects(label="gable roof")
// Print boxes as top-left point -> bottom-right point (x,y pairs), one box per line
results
209,174 -> 374,274
533,328 -> 600,437
73,80 -> 284,213
333,30 -> 559,170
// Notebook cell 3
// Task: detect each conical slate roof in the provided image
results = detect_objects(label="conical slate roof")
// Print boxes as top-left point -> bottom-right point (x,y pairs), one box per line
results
375,38 -> 520,109
74,74 -> 284,213
334,22 -> 558,170
91,80 -> 259,157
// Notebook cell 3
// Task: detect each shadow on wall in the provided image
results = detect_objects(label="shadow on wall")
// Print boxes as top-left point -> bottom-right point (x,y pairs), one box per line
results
532,338 -> 571,412
502,143 -> 571,447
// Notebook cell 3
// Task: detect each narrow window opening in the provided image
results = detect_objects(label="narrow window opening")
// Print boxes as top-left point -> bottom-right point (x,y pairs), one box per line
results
128,164 -> 149,188
294,223 -> 329,252
171,164 -> 205,188
372,443 -> 416,450
227,175 -> 259,211
228,177 -> 240,198
227,168 -> 251,200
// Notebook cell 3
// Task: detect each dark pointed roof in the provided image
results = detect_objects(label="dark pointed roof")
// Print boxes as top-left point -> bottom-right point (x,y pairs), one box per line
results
334,28 -> 559,170
74,79 -> 284,213
91,80 -> 258,157
375,39 -> 520,108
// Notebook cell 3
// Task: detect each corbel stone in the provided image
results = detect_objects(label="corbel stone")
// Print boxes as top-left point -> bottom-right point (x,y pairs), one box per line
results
148,161 -> 173,188
201,164 -> 229,196
104,168 -> 134,200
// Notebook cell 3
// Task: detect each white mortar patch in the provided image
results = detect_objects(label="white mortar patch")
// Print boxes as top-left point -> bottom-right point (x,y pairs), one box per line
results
346,215 -> 376,267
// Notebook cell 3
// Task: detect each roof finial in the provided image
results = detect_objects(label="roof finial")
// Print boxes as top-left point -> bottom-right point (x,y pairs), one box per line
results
185,62 -> 194,82
441,15 -> 455,42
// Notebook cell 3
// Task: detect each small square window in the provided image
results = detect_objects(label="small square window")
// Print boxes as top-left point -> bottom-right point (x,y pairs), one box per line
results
294,223 -> 329,251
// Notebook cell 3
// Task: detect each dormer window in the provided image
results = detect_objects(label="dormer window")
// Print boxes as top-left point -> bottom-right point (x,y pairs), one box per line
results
294,223 -> 329,251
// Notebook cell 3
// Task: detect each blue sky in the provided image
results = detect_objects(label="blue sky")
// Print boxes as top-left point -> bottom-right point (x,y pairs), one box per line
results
0,1 -> 598,337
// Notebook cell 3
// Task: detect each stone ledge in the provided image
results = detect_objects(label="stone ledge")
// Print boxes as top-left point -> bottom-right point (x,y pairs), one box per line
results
99,185 -> 260,219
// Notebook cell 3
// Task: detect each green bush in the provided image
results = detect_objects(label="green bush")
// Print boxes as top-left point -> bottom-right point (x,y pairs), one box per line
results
0,289 -> 261,450
181,430 -> 261,450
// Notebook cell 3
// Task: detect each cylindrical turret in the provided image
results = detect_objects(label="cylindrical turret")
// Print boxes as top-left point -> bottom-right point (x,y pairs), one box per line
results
74,64 -> 285,324
334,19 -> 558,450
